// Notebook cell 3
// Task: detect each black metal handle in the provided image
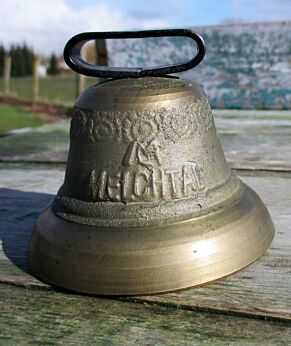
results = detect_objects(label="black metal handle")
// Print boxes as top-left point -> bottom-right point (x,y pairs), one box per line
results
63,29 -> 206,78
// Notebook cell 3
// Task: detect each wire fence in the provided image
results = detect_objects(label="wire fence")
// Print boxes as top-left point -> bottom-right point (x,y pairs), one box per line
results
0,42 -> 104,106
0,74 -> 96,106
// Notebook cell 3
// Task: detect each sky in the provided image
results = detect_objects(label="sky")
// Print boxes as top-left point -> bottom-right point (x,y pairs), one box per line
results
0,0 -> 291,55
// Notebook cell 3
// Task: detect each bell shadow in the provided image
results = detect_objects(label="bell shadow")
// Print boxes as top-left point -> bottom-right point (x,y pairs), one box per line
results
0,188 -> 53,275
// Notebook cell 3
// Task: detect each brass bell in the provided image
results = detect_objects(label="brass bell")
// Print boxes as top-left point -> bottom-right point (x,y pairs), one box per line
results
29,29 -> 275,295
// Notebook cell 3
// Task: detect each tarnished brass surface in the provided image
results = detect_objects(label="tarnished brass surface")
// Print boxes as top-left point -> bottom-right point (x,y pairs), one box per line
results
29,77 -> 275,295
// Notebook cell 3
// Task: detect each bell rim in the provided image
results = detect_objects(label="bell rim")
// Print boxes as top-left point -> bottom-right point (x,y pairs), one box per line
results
29,183 -> 275,296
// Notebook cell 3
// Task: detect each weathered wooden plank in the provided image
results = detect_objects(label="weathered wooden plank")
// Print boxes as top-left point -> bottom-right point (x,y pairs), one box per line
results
0,111 -> 291,170
0,164 -> 290,320
0,120 -> 70,162
0,284 -> 290,346
216,116 -> 291,171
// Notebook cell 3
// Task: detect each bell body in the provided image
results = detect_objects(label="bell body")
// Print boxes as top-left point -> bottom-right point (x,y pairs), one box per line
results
29,77 -> 275,295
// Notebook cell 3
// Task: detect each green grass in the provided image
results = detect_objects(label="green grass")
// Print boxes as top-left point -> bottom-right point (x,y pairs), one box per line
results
0,104 -> 46,135
0,75 -> 96,106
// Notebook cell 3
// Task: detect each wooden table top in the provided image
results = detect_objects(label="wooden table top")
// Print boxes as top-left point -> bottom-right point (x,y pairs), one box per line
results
0,110 -> 290,345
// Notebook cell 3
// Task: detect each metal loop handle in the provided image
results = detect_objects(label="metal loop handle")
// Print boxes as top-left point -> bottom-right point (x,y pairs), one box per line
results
63,29 -> 206,78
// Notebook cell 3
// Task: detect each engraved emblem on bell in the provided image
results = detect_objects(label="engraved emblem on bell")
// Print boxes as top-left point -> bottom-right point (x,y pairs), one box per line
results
29,29 -> 275,295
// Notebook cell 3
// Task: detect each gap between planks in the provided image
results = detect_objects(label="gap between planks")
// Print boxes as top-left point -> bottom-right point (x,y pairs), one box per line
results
1,280 -> 290,325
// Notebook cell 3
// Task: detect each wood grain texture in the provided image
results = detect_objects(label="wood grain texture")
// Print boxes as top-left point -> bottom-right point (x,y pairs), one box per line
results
0,164 -> 290,321
0,284 -> 290,346
216,116 -> 291,171
0,111 -> 291,171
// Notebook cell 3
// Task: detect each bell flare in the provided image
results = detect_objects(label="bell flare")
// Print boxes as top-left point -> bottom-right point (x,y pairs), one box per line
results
29,181 -> 274,295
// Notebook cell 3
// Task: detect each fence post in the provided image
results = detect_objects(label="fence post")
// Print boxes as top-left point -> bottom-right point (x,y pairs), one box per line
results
3,53 -> 11,99
95,39 -> 108,84
95,39 -> 108,66
76,46 -> 88,98
32,55 -> 41,104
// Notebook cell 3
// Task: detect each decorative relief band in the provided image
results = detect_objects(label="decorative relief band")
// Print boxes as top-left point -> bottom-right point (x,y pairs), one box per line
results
70,97 -> 214,145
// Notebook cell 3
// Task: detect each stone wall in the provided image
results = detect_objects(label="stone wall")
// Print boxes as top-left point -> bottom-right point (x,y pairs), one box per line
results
107,21 -> 291,109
